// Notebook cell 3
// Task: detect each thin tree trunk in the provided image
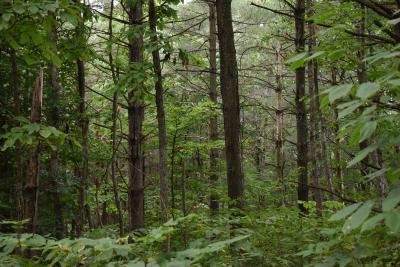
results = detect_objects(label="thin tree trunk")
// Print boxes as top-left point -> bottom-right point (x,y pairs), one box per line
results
108,0 -> 124,237
307,0 -> 322,216
49,22 -> 65,239
295,0 -> 309,214
10,49 -> 24,221
149,0 -> 170,250
24,69 -> 43,233
149,0 -> 169,227
208,2 -> 219,211
76,58 -> 89,235
331,67 -> 343,195
274,43 -> 286,205
170,130 -> 177,219
216,0 -> 244,209
127,0 -> 145,230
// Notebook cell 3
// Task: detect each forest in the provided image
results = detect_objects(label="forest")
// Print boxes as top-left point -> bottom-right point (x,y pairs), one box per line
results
0,0 -> 399,266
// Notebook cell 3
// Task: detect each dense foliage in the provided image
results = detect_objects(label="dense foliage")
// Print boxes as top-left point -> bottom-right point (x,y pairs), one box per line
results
0,0 -> 399,266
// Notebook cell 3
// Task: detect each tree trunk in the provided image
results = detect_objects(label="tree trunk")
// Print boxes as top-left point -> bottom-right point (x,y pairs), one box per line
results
216,0 -> 244,209
10,49 -> 24,220
208,2 -> 220,211
295,0 -> 309,214
274,43 -> 286,205
149,0 -> 169,226
24,69 -> 43,233
149,0 -> 169,250
49,22 -> 65,239
331,67 -> 343,195
108,0 -> 124,238
128,0 -> 145,230
307,0 -> 322,216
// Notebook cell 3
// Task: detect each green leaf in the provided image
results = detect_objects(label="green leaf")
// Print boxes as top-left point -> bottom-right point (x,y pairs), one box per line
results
383,187 -> 400,212
329,84 -> 353,103
359,121 -> 377,143
39,129 -> 52,139
28,5 -> 39,14
2,13 -> 12,22
286,52 -> 307,70
356,82 -> 380,100
329,202 -> 362,221
385,211 -> 400,232
305,51 -> 325,62
342,200 -> 373,233
13,4 -> 25,14
347,144 -> 378,167
388,79 -> 400,86
337,100 -> 362,119
361,213 -> 385,232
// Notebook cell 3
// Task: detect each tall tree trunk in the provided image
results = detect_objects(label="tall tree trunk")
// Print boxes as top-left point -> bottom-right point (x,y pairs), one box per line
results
10,49 -> 24,220
295,0 -> 309,214
49,20 -> 64,238
76,58 -> 90,235
49,21 -> 65,239
274,43 -> 286,205
128,0 -> 145,230
149,0 -> 169,250
24,69 -> 43,233
216,0 -> 244,209
356,6 -> 371,181
307,0 -> 322,216
108,0 -> 124,238
208,2 -> 219,211
331,67 -> 343,195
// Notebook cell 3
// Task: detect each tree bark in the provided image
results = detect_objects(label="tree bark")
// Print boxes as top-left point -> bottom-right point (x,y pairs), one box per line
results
208,2 -> 220,211
49,21 -> 65,239
76,58 -> 89,236
24,69 -> 43,233
216,0 -> 244,209
307,0 -> 322,216
274,43 -> 286,205
108,0 -> 124,238
128,0 -> 145,230
295,0 -> 309,214
10,49 -> 24,221
149,0 -> 169,250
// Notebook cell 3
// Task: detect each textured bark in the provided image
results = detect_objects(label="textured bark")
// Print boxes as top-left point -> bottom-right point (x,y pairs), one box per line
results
24,69 -> 43,233
49,23 -> 65,239
108,0 -> 124,237
149,0 -> 169,250
216,0 -> 244,209
307,0 -> 322,216
76,58 -> 89,236
331,67 -> 343,195
274,43 -> 286,205
10,49 -> 24,220
208,2 -> 219,211
356,6 -> 371,181
295,0 -> 309,214
128,0 -> 145,230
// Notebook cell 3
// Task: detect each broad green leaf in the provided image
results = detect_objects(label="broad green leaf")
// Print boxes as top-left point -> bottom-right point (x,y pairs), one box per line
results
39,129 -> 52,139
305,51 -> 325,62
342,200 -> 373,233
329,202 -> 362,221
347,144 -> 378,167
388,79 -> 400,86
385,211 -> 400,232
338,100 -> 362,119
361,213 -> 385,232
287,52 -> 307,70
359,121 -> 377,143
383,187 -> 400,211
356,82 -> 380,100
329,84 -> 352,103
388,17 -> 400,25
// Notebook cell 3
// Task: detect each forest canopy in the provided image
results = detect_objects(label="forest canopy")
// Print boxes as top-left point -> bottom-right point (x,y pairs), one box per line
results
0,0 -> 400,266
